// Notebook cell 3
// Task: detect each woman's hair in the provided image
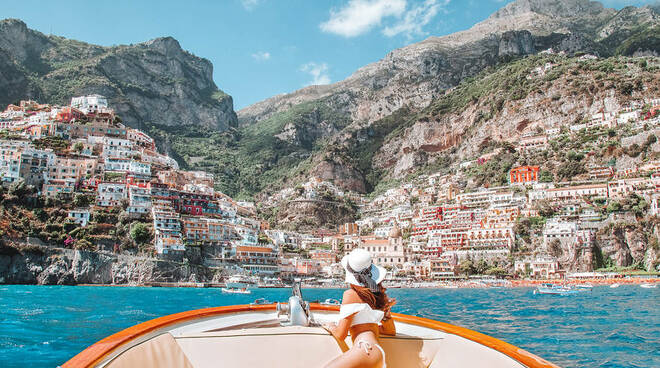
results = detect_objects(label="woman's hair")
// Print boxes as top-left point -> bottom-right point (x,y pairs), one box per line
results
350,283 -> 390,310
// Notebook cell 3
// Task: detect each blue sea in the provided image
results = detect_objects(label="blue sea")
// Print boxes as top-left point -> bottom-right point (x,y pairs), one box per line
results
0,285 -> 658,368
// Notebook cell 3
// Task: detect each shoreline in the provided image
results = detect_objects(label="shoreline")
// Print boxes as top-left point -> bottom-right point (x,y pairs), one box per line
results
6,276 -> 658,289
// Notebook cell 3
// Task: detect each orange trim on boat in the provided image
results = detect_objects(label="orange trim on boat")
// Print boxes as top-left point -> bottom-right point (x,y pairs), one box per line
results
62,303 -> 559,368
62,304 -> 276,368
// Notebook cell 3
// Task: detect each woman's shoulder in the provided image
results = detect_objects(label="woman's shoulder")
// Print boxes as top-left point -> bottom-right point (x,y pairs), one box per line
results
342,288 -> 361,304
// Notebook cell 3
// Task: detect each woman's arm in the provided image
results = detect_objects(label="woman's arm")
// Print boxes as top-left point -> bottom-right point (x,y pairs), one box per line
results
378,316 -> 396,336
325,289 -> 360,340
379,298 -> 397,336
328,313 -> 355,341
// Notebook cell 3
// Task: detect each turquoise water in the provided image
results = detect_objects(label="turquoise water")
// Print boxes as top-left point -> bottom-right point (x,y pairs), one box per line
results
0,285 -> 658,368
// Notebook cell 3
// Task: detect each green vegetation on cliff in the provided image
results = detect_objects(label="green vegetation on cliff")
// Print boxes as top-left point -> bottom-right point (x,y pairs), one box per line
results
147,97 -> 351,199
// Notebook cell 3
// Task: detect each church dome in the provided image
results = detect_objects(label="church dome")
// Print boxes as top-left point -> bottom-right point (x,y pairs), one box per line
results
389,222 -> 402,238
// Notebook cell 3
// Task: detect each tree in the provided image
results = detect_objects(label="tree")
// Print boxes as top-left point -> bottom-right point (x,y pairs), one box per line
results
73,193 -> 90,208
475,259 -> 489,274
8,178 -> 29,197
606,201 -> 622,213
75,238 -> 95,251
459,259 -> 475,276
536,201 -> 556,218
130,222 -> 151,244
73,142 -> 84,153
548,239 -> 563,258
258,233 -> 271,244
538,170 -> 554,183
557,161 -> 586,180
485,267 -> 508,278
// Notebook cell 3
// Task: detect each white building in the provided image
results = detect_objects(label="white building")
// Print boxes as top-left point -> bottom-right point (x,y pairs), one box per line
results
543,219 -> 577,245
105,157 -> 130,172
608,178 -> 656,198
96,182 -> 126,207
618,110 -> 639,125
543,184 -> 608,201
127,185 -> 152,214
152,200 -> 185,255
67,209 -> 91,227
514,255 -> 560,279
651,194 -> 660,216
129,160 -> 151,177
71,94 -> 109,115
127,129 -> 155,148
102,137 -> 133,159
0,140 -> 29,183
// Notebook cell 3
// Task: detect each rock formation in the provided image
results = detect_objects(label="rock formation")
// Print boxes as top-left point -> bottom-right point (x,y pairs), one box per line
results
0,19 -> 237,130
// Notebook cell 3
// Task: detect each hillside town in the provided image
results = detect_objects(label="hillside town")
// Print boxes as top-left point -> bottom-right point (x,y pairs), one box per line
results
1,95 -> 659,284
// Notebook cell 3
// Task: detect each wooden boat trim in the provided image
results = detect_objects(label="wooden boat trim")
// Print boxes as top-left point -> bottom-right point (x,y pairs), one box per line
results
62,303 -> 559,368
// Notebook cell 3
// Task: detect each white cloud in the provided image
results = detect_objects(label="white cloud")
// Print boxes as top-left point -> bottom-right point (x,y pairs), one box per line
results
300,62 -> 331,86
383,0 -> 447,39
241,0 -> 260,11
320,0 -> 406,37
251,51 -> 271,61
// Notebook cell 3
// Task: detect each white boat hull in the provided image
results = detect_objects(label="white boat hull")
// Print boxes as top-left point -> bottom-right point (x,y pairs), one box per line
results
221,288 -> 251,294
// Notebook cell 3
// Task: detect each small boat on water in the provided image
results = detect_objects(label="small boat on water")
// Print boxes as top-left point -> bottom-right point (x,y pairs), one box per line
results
221,287 -> 251,294
250,298 -> 271,305
533,283 -> 579,295
640,283 -> 657,289
63,283 -> 559,368
225,275 -> 255,289
320,298 -> 341,306
610,283 -> 620,288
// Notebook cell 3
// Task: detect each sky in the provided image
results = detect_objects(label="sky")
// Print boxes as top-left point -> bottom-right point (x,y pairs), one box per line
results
2,0 -> 657,110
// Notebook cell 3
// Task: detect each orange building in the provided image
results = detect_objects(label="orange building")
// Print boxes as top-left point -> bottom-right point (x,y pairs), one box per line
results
234,245 -> 278,274
309,249 -> 336,264
510,166 -> 539,184
339,222 -> 359,235
55,107 -> 85,123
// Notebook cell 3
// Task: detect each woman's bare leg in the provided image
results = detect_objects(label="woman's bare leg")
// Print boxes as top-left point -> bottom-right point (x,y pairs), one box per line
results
323,344 -> 383,368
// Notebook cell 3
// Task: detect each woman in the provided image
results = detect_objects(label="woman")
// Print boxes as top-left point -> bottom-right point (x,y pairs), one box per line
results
324,249 -> 396,368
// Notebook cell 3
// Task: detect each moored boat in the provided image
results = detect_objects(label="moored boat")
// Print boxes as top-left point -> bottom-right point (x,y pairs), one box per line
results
224,275 -> 255,290
63,285 -> 559,368
533,283 -> 578,295
639,283 -> 657,289
610,283 -> 620,288
320,298 -> 341,306
221,287 -> 251,294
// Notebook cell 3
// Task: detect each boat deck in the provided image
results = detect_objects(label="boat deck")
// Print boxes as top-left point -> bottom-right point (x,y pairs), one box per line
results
64,305 -> 557,368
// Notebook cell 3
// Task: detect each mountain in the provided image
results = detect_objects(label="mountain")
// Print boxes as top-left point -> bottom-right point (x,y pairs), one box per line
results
216,0 -> 659,199
0,19 -> 237,130
239,0 -> 659,125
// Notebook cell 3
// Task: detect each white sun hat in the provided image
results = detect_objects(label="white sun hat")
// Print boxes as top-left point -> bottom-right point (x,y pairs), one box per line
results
341,249 -> 387,289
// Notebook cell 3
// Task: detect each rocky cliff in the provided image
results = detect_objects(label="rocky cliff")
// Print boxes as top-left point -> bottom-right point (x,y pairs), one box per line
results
0,242 -> 220,285
594,219 -> 660,270
0,19 -> 237,130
